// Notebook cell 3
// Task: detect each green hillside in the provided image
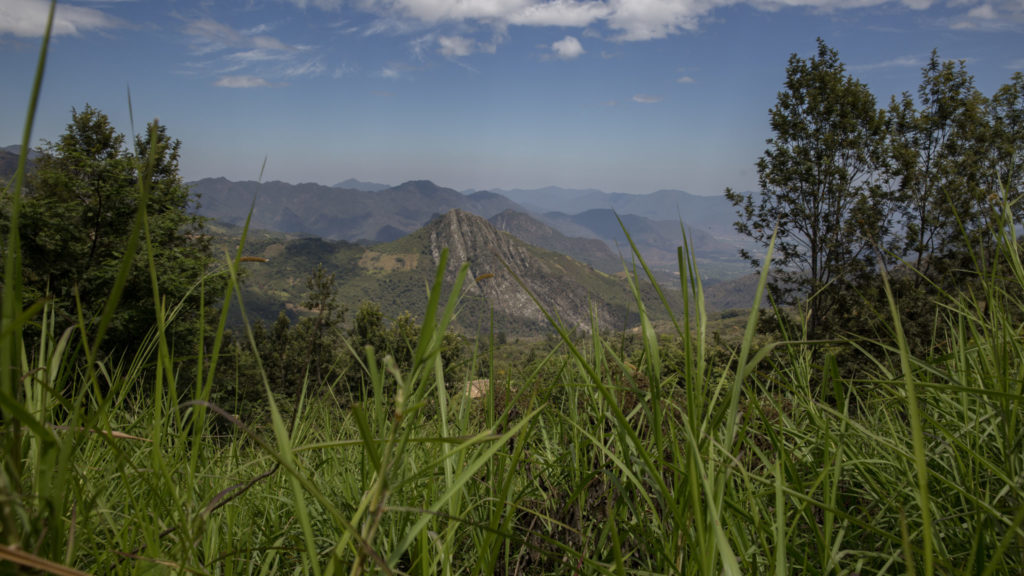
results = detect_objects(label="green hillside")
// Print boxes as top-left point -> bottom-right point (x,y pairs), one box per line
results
213,210 -> 688,336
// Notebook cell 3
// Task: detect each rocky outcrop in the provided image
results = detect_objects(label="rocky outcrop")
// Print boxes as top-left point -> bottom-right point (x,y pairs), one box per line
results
422,210 -> 624,331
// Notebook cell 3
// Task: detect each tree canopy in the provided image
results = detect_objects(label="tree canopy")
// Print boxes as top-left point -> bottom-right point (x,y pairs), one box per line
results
726,39 -> 893,338
2,104 -> 214,356
728,40 -> 1023,342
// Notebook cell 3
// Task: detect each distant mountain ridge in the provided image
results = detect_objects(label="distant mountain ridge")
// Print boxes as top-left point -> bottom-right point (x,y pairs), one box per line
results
191,176 -> 751,281
333,178 -> 390,192
492,185 -> 740,238
191,177 -> 525,243
0,145 -> 40,182
537,209 -> 738,271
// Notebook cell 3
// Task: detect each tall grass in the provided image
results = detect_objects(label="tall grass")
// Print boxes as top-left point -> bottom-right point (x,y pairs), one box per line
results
2,4 -> 1023,573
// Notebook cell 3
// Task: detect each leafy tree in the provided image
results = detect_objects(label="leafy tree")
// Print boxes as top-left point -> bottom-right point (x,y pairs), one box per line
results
302,263 -> 345,386
2,104 -> 214,356
345,301 -> 465,397
887,51 -> 991,281
725,39 -> 892,338
351,300 -> 387,355
988,72 -> 1024,207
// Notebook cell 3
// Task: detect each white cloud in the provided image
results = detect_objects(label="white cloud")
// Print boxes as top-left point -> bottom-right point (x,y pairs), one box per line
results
185,17 -> 300,57
949,0 -> 1024,30
228,49 -> 293,63
850,55 -> 922,71
508,0 -> 611,27
967,4 -> 997,19
182,17 -> 332,84
439,35 -> 475,56
333,62 -> 356,78
0,0 -> 124,38
285,58 -> 327,77
551,35 -> 584,59
275,0 -> 1020,45
215,75 -> 272,88
676,75 -> 695,83
281,0 -> 345,9
632,94 -> 662,103
606,0 -> 704,40
379,66 -> 401,79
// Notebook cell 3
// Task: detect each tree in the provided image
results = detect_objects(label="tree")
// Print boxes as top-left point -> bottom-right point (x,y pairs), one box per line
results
301,263 -> 345,386
345,301 -> 465,398
887,51 -> 991,281
4,104 -> 214,356
988,72 -> 1024,206
725,39 -> 893,338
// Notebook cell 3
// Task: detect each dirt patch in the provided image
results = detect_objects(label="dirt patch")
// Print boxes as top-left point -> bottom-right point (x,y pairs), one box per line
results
262,243 -> 285,260
465,379 -> 489,399
359,251 -> 420,273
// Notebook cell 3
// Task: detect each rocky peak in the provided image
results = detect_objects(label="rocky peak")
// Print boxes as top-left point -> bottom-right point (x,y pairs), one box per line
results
420,209 -> 621,331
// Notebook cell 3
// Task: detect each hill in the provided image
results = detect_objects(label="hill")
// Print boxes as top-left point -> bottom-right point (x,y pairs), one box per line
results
217,210 -> 685,336
488,210 -> 622,273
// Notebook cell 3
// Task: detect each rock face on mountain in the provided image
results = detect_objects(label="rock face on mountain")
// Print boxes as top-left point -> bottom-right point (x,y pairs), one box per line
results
488,210 -> 622,273
414,210 -> 631,332
212,209 -> 689,335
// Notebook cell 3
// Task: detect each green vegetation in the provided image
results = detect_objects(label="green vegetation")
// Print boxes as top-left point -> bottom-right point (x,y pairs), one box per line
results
1,104 -> 216,356
1,16 -> 1022,576
727,40 -> 1024,344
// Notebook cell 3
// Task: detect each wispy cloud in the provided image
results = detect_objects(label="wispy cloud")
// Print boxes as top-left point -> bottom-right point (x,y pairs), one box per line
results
184,18 -> 299,58
633,94 -> 662,104
850,55 -> 922,71
379,66 -> 401,79
182,17 -> 328,86
285,58 -> 326,77
439,35 -> 475,57
0,0 -> 124,38
215,75 -> 273,88
228,49 -> 293,63
270,0 -> 1022,49
676,75 -> 695,83
333,62 -> 357,78
949,0 -> 1024,30
551,35 -> 584,59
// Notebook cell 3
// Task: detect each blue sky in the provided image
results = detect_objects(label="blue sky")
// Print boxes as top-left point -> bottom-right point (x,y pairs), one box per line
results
1,0 -> 1022,195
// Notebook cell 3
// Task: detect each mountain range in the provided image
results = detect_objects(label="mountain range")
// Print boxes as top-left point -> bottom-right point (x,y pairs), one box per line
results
3,149 -> 760,331
191,178 -> 523,243
487,186 -> 740,239
190,177 -> 749,281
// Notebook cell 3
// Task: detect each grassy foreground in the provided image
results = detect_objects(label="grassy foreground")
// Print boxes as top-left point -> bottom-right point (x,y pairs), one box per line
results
2,7 -> 1024,575
1,200 -> 1022,575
